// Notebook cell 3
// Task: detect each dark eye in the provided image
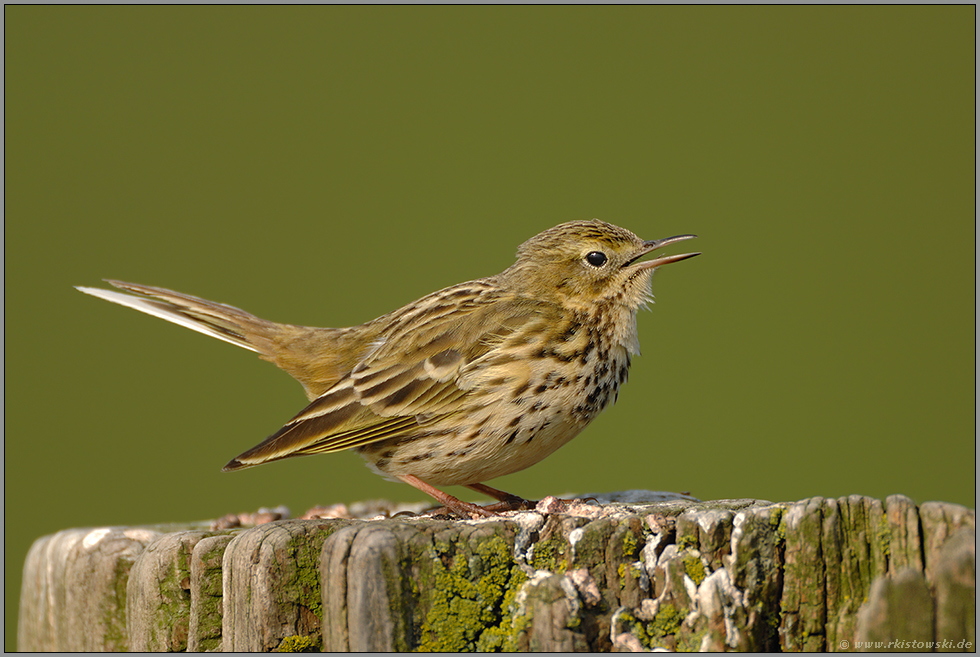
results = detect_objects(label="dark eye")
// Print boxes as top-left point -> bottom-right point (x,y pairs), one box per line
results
585,251 -> 608,267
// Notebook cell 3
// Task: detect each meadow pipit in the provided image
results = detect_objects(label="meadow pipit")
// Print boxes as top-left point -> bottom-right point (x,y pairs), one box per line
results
78,219 -> 698,517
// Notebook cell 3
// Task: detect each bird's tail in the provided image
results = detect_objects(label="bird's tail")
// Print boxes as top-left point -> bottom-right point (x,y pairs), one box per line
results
76,280 -> 282,356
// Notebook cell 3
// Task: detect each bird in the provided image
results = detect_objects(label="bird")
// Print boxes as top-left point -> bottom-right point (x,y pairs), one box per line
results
76,219 -> 699,518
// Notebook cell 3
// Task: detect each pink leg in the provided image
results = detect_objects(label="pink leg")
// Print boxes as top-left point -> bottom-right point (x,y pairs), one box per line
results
397,474 -> 499,518
464,483 -> 536,511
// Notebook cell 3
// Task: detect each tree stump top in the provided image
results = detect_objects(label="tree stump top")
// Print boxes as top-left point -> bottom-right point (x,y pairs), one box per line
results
17,492 -> 976,652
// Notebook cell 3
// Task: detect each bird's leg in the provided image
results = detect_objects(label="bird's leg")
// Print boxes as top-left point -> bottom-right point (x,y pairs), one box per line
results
468,483 -> 604,513
465,483 -> 536,511
397,474 -> 498,519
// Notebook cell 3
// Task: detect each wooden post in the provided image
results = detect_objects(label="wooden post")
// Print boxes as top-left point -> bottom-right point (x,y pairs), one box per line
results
17,494 -> 976,652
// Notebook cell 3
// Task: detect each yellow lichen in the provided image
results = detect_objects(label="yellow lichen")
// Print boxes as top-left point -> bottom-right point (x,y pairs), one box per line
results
275,635 -> 319,652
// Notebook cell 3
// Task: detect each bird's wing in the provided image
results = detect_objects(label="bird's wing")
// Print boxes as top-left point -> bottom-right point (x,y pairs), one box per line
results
223,282 -> 554,470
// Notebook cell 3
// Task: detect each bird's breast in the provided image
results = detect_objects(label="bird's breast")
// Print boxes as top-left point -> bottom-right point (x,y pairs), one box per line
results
357,310 -> 636,486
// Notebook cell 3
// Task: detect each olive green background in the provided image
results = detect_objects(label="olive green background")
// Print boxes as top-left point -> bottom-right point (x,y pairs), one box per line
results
4,6 -> 975,649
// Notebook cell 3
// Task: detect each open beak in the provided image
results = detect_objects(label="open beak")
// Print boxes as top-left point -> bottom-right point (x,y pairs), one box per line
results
629,234 -> 700,270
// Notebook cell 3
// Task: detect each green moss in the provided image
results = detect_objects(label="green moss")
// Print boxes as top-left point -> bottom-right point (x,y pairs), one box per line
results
649,602 -> 682,639
616,602 -> 685,651
275,635 -> 320,652
682,554 -> 707,586
193,591 -> 224,652
146,547 -> 193,651
287,538 -> 323,619
622,529 -> 639,560
876,516 -> 891,558
417,533 -> 528,652
617,562 -> 644,590
569,522 -> 615,568
767,506 -> 785,529
768,608 -> 782,630
102,556 -> 132,651
530,533 -> 569,573
676,624 -> 709,652
378,555 -> 410,651
474,568 -> 531,652
191,538 -> 232,652
677,534 -> 698,550
775,519 -> 787,545
616,610 -> 644,644
769,507 -> 786,550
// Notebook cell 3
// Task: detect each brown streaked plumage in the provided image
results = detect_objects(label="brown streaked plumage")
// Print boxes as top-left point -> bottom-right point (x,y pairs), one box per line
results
76,219 -> 699,517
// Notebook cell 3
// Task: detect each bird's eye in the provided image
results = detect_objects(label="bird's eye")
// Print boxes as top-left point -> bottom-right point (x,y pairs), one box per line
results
585,251 -> 608,267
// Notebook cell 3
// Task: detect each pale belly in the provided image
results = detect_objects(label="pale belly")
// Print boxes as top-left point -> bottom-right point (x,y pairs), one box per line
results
358,412 -> 586,486
356,347 -> 631,486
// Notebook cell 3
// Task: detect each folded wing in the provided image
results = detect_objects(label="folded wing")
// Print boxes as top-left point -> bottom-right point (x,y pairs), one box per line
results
223,286 -> 551,470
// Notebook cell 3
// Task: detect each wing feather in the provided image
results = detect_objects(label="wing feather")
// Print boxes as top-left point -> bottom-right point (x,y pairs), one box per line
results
223,285 -> 557,471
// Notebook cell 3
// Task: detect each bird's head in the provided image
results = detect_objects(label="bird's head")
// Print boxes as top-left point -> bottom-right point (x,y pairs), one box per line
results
501,219 -> 699,312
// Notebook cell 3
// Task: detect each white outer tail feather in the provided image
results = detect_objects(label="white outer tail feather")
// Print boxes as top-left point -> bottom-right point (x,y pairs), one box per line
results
75,285 -> 260,352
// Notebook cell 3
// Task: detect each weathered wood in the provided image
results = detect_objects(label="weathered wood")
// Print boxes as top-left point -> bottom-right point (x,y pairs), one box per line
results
128,529 -> 238,651
18,526 -> 163,651
930,526 -> 976,651
187,534 -> 237,652
854,568 -> 934,649
222,518 -> 353,651
17,494 -> 977,652
321,523 -> 416,651
322,517 -> 536,651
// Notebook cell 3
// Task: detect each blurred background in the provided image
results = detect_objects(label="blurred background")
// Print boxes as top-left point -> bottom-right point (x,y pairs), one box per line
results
4,6 -> 974,648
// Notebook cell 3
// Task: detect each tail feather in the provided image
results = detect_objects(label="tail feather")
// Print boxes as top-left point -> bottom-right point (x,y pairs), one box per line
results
77,280 -> 377,399
76,280 -> 279,355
